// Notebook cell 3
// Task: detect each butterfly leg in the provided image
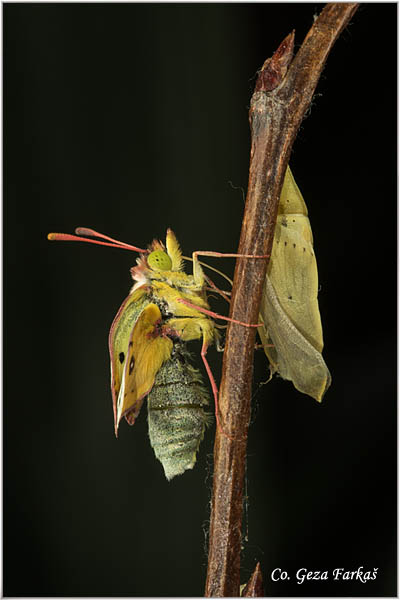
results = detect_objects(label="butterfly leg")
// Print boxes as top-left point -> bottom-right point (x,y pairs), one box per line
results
200,339 -> 219,425
191,249 -> 268,289
194,250 -> 269,261
204,274 -> 231,303
200,337 -> 245,442
177,297 -> 263,328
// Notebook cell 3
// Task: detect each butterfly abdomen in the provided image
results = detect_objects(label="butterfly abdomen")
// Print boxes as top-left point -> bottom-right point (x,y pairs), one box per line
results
147,344 -> 211,481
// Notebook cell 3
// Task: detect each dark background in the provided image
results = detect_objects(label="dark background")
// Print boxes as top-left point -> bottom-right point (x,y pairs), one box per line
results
4,3 -> 396,597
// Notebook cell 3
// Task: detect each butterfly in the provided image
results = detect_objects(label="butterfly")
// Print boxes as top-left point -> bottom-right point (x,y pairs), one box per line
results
48,227 -> 262,478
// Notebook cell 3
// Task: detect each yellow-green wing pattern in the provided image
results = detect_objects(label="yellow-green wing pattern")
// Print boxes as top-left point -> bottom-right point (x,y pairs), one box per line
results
118,303 -> 173,429
109,288 -> 171,433
109,287 -> 150,427
259,166 -> 331,402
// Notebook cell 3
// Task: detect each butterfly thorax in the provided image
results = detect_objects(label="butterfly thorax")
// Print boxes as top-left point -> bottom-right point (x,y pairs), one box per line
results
151,279 -> 210,313
150,270 -> 206,296
127,230 -> 215,347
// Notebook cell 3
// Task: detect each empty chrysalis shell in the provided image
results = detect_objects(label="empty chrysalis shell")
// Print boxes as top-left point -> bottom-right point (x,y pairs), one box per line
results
147,343 -> 211,480
259,166 -> 331,402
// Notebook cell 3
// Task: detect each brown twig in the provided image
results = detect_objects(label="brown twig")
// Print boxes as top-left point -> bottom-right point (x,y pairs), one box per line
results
241,563 -> 264,597
205,4 -> 359,597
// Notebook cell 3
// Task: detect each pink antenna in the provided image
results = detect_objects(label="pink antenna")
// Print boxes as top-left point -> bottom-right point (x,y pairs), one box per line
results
47,227 -> 149,253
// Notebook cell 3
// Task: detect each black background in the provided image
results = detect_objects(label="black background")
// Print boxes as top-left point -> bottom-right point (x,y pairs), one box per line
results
4,3 -> 396,597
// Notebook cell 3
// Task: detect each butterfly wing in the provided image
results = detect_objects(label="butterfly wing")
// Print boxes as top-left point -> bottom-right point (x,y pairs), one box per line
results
109,287 -> 149,427
109,289 -> 173,434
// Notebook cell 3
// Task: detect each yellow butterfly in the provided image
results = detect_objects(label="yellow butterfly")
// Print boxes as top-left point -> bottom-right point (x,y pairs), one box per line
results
48,227 -> 260,478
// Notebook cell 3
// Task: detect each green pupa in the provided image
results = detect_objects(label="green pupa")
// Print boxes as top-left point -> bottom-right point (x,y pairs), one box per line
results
147,342 -> 211,480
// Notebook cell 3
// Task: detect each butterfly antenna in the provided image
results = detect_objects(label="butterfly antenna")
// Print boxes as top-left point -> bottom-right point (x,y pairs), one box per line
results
48,227 -> 148,253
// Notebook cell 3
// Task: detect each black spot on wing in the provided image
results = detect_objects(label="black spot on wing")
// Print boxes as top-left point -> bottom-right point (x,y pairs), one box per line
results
119,352 -> 125,364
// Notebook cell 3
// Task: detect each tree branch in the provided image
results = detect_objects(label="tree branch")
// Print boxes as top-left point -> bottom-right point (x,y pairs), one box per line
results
205,4 -> 359,597
241,562 -> 264,597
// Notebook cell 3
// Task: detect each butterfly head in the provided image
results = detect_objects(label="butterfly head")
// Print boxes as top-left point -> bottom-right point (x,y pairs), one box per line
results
130,229 -> 183,286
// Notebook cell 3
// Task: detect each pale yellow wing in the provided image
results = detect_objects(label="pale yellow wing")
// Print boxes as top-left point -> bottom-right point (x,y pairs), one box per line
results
260,166 -> 331,402
109,291 -> 173,434
119,303 -> 173,421
109,287 -> 150,416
